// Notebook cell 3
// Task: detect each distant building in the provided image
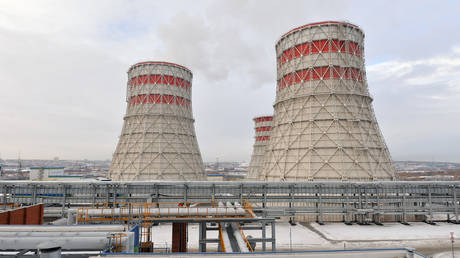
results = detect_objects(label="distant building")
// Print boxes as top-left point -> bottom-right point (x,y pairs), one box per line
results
29,167 -> 82,181
207,173 -> 224,181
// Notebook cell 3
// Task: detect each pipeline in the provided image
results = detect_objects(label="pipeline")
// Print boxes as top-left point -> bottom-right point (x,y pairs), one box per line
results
69,207 -> 246,224
48,217 -> 67,225
231,223 -> 249,252
0,232 -> 134,252
0,225 -> 126,232
219,223 -> 234,253
0,232 -> 123,238
0,236 -> 109,250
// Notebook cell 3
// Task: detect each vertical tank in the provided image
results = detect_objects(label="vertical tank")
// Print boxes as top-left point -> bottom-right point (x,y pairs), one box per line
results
109,61 -> 205,181
246,115 -> 273,180
261,21 -> 395,181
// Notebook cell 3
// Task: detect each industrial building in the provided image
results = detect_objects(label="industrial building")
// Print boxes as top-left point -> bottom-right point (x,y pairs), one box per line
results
247,116 -> 273,180
29,167 -> 64,181
260,21 -> 395,181
109,61 -> 205,181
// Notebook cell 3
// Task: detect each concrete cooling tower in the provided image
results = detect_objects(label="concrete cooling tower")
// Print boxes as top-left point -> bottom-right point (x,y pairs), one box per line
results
261,21 -> 395,181
246,116 -> 273,180
109,61 -> 205,181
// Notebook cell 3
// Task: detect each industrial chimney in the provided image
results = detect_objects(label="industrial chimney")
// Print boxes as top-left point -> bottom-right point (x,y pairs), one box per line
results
246,115 -> 273,180
261,21 -> 395,181
109,61 -> 205,181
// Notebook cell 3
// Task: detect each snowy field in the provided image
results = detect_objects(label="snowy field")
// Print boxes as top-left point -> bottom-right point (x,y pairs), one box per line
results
311,222 -> 459,241
150,222 -> 328,251
433,251 -> 460,258
150,221 -> 460,254
311,222 -> 460,250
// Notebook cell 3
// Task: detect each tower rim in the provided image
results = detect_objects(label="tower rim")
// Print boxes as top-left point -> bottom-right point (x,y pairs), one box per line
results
277,21 -> 363,46
128,61 -> 192,74
253,115 -> 274,121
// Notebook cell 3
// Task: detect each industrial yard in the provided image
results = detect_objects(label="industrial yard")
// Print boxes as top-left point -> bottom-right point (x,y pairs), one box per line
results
0,1 -> 459,258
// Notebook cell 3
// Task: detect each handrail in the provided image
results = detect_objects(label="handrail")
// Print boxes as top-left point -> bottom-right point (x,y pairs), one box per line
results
238,223 -> 254,252
218,224 -> 226,252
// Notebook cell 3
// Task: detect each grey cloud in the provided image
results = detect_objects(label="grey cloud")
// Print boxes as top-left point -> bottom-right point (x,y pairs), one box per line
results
0,0 -> 459,163
367,47 -> 460,162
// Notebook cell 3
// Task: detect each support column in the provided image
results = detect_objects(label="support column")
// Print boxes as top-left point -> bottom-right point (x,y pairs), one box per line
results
271,221 -> 276,251
2,186 -> 7,210
375,186 -> 382,225
199,222 -> 206,252
172,222 -> 187,252
345,185 -> 351,224
289,184 -> 295,223
261,222 -> 266,252
184,184 -> 188,203
317,185 -> 323,225
32,185 -> 37,205
402,185 -> 407,224
427,185 -> 434,224
61,185 -> 67,217
454,185 -> 459,223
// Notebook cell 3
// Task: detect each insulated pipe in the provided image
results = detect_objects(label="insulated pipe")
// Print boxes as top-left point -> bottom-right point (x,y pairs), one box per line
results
37,241 -> 62,258
70,207 -> 246,217
231,223 -> 249,252
0,232 -> 124,238
219,223 -> 233,252
0,225 -> 126,232
0,237 -> 110,250
48,218 -> 67,226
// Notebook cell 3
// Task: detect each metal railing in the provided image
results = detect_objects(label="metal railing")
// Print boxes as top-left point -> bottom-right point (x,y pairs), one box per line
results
1,181 -> 459,223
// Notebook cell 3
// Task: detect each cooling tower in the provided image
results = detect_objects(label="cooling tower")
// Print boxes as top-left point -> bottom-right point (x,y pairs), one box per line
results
109,61 -> 205,181
246,115 -> 273,180
261,21 -> 395,181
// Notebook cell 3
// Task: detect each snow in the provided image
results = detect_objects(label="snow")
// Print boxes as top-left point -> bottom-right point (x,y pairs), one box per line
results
433,251 -> 460,258
150,222 -> 460,252
244,222 -> 328,250
150,223 -> 218,250
150,222 -> 327,251
311,222 -> 460,241
310,222 -> 460,250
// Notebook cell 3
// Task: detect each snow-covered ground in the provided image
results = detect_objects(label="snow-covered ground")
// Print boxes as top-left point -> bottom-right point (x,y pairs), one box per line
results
150,222 -> 328,251
433,251 -> 460,258
311,222 -> 459,241
150,222 -> 460,253
311,222 -> 460,250
151,223 -> 219,251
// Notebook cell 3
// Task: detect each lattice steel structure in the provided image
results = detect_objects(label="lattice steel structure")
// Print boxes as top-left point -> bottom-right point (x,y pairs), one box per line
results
247,116 -> 273,180
109,61 -> 205,181
261,21 -> 395,181
2,181 -> 460,224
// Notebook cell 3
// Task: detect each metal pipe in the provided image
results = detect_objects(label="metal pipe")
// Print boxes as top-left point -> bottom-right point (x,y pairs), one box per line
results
231,223 -> 249,252
0,237 -> 110,250
0,232 -> 123,238
0,225 -> 126,232
70,207 -> 246,217
0,232 -> 134,252
48,218 -> 67,226
220,223 -> 232,252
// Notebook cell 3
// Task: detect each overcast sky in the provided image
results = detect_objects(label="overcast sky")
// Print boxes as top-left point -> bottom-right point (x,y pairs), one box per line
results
0,0 -> 459,162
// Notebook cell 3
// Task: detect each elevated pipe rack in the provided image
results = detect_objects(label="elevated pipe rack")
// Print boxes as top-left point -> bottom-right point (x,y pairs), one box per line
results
1,181 -> 459,223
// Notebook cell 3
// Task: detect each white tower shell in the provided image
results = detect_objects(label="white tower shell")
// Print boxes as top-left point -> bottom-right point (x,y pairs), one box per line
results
261,21 -> 395,181
247,116 -> 273,181
109,61 -> 205,181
